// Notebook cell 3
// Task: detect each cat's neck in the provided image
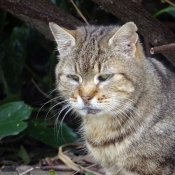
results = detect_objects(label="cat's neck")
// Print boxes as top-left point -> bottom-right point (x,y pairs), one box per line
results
82,112 -> 137,147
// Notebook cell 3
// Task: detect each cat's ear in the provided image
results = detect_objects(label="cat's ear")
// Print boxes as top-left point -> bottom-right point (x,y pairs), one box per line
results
108,22 -> 138,57
49,22 -> 76,55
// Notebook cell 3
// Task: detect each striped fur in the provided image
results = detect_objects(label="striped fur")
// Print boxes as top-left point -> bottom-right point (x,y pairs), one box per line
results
49,22 -> 175,175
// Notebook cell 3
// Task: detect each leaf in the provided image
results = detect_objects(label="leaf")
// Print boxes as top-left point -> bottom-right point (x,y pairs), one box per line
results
27,120 -> 78,148
154,6 -> 175,18
17,146 -> 30,164
0,101 -> 32,139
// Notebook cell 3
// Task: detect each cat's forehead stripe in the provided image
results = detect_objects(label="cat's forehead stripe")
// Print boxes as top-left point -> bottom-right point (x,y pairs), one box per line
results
77,32 -> 100,73
83,26 -> 109,41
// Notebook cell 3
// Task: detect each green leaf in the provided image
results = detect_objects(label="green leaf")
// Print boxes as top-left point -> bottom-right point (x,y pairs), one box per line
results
154,6 -> 175,18
17,145 -> 30,164
27,120 -> 78,148
0,101 -> 32,139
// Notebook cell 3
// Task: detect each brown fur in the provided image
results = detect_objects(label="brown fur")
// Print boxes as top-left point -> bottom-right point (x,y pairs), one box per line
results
49,22 -> 175,175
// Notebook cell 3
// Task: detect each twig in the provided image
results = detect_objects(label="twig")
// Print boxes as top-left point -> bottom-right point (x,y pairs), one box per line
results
59,143 -> 101,175
51,143 -> 102,175
150,43 -> 175,54
164,0 -> 175,7
31,78 -> 51,99
41,165 -> 73,171
19,167 -> 34,175
70,0 -> 89,25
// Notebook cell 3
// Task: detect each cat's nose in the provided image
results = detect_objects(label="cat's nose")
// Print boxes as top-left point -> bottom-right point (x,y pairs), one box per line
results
81,95 -> 93,103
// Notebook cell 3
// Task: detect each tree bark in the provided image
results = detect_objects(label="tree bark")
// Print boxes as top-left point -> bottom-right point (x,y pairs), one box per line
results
91,0 -> 175,66
1,0 -> 175,66
0,0 -> 83,41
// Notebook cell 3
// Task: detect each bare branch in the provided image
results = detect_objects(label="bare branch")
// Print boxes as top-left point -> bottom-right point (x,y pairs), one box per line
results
70,0 -> 89,25
150,43 -> 175,55
164,0 -> 175,7
31,79 -> 51,100
1,0 -> 175,66
0,0 -> 83,40
0,1 -> 52,23
0,0 -> 81,27
91,0 -> 175,66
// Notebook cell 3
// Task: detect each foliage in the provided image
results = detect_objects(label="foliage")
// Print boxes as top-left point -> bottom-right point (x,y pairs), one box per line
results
0,0 -> 175,166
27,119 -> 78,148
154,6 -> 175,18
17,146 -> 30,165
0,6 -> 78,166
0,101 -> 32,139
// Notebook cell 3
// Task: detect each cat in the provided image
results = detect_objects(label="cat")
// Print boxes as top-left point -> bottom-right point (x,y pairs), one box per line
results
49,21 -> 175,175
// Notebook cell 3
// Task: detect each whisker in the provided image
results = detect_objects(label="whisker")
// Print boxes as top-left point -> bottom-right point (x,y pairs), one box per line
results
44,88 -> 57,99
45,100 -> 68,120
54,104 -> 70,143
59,107 -> 74,144
36,95 -> 65,119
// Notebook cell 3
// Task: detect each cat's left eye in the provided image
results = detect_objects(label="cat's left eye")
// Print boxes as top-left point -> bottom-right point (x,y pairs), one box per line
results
67,74 -> 79,82
98,74 -> 113,82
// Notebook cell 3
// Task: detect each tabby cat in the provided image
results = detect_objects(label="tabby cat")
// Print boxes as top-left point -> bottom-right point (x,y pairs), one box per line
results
49,22 -> 175,175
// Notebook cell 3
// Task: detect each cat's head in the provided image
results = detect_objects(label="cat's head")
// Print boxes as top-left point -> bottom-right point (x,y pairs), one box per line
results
49,22 -> 145,117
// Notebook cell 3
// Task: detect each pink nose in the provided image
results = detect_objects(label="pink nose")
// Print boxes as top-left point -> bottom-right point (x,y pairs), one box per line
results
81,95 -> 92,103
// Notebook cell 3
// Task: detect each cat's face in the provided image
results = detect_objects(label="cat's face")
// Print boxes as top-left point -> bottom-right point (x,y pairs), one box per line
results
49,22 -> 145,117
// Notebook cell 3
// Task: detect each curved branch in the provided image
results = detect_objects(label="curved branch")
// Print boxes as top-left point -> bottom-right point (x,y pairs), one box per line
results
92,0 -> 175,66
1,0 -> 175,66
0,1 -> 51,23
0,0 -> 83,40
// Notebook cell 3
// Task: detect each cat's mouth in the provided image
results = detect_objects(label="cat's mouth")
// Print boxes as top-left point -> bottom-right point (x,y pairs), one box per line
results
87,108 -> 101,114
81,107 -> 101,115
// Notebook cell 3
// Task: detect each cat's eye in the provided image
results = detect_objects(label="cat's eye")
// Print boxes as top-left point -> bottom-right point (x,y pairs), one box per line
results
98,74 -> 113,82
67,74 -> 79,82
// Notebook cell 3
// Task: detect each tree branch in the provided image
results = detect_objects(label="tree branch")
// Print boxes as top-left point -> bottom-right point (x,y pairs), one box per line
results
0,0 -> 83,41
0,1 -> 52,23
70,0 -> 89,25
91,0 -> 175,66
150,43 -> 175,55
1,0 -> 175,66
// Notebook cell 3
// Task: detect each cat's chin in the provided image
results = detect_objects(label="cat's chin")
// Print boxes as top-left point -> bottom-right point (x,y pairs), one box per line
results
78,108 -> 102,116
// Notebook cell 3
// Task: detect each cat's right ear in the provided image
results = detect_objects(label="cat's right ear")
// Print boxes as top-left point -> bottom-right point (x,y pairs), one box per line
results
49,22 -> 76,55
